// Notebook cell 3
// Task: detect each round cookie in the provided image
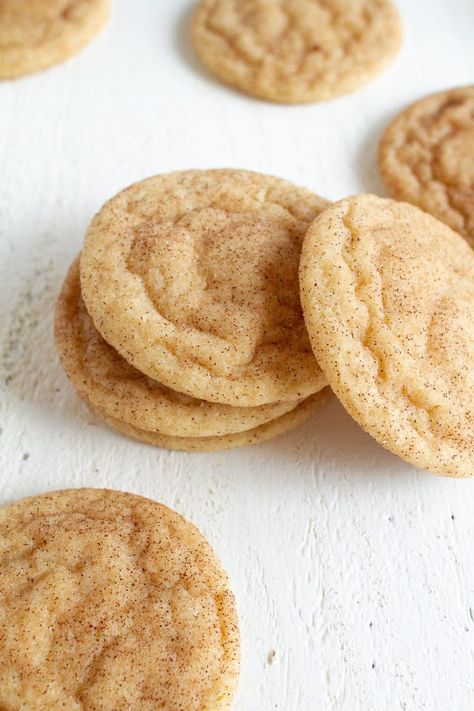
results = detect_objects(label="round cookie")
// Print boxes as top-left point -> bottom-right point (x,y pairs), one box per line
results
56,257 -> 304,438
80,169 -> 329,407
0,488 -> 240,709
0,0 -> 109,79
192,0 -> 402,104
93,388 -> 332,451
379,86 -> 474,247
300,194 -> 474,478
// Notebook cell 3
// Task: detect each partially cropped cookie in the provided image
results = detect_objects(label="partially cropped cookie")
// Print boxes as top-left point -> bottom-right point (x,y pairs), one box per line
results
0,0 -> 109,79
94,388 -> 332,452
300,194 -> 474,478
379,86 -> 474,247
192,0 -> 402,104
0,488 -> 240,709
81,169 -> 329,407
55,257 -> 304,438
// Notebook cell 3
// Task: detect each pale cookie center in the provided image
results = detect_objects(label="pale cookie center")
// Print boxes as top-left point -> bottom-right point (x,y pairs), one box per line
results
127,207 -> 303,371
0,512 -> 225,707
435,128 -> 474,189
374,236 -> 474,445
0,0 -> 73,46
240,3 -> 288,44
212,0 -> 337,72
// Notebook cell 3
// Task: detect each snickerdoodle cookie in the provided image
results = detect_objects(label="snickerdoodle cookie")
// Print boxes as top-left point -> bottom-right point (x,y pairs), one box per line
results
94,388 -> 332,452
56,258 -> 303,438
0,0 -> 109,79
192,0 -> 402,104
0,488 -> 240,709
300,194 -> 474,478
80,170 -> 329,407
379,86 -> 474,247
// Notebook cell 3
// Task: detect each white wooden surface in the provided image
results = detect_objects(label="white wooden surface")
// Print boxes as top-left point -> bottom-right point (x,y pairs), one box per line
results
1,1 -> 474,708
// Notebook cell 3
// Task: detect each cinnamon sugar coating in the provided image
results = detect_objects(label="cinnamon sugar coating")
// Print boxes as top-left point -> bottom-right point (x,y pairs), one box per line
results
0,488 -> 240,709
94,388 -> 332,452
0,0 -> 109,78
379,86 -> 474,246
192,0 -> 402,103
300,194 -> 474,477
55,258 -> 305,439
80,170 -> 329,407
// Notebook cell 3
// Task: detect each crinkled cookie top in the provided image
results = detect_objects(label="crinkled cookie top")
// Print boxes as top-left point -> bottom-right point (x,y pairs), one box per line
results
192,0 -> 402,103
81,169 -> 329,407
0,488 -> 240,710
0,0 -> 109,78
380,86 -> 474,247
300,194 -> 474,477
55,258 -> 302,438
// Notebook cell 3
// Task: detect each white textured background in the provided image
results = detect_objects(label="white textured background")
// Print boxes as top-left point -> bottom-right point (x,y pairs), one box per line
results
1,1 -> 474,708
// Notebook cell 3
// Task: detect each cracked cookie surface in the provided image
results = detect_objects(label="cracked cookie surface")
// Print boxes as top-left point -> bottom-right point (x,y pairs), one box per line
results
300,194 -> 474,477
80,170 -> 329,407
0,488 -> 240,710
56,258 -> 303,438
0,0 -> 109,78
379,86 -> 474,247
192,0 -> 402,104
94,388 -> 332,452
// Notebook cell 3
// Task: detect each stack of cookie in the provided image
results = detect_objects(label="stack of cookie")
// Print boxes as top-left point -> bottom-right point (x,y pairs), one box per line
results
56,158 -> 474,476
55,169 -> 332,452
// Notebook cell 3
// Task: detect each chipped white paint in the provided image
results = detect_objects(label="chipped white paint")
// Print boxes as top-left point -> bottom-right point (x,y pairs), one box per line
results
0,1 -> 473,708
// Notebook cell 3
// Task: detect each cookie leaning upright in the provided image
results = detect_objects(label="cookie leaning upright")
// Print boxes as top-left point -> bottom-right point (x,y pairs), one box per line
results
80,169 -> 329,407
0,488 -> 240,709
379,86 -> 474,247
191,0 -> 402,104
300,194 -> 474,478
0,0 -> 109,79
